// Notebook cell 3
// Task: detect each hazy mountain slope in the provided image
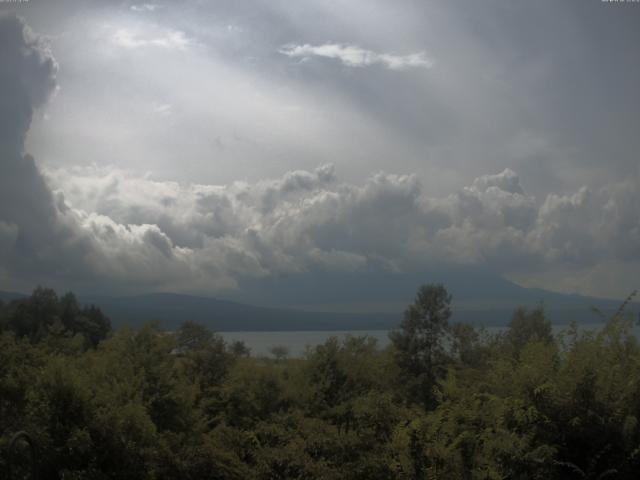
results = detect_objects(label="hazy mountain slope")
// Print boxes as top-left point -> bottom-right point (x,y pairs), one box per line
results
0,290 -> 26,302
232,269 -> 638,326
3,268 -> 637,331
80,293 -> 396,331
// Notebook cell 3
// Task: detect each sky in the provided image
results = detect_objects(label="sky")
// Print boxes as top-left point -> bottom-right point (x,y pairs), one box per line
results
0,0 -> 639,303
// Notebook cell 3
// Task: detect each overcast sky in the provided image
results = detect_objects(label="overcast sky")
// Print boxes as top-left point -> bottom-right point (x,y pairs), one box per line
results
0,0 -> 639,302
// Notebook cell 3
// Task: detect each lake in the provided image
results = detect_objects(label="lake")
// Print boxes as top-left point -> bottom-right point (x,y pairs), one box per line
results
221,323 -> 640,357
221,330 -> 391,357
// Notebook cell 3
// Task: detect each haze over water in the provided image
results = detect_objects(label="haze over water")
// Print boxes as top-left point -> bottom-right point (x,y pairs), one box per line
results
222,322 -> 640,357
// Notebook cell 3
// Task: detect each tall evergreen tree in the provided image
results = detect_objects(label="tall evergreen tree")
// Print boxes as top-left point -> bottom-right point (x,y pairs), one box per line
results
390,283 -> 452,409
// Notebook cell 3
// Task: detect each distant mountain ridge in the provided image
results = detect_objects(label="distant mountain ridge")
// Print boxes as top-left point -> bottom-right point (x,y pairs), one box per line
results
1,271 -> 637,331
0,290 -> 26,302
79,293 -> 396,331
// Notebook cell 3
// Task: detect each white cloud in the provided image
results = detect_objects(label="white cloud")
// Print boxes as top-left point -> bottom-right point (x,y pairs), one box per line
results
112,28 -> 191,50
41,163 -> 640,298
279,43 -> 433,70
471,168 -> 524,195
152,102 -> 172,116
130,4 -> 161,12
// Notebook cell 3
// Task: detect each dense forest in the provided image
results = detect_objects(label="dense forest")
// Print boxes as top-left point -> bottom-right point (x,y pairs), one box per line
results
1,285 -> 639,479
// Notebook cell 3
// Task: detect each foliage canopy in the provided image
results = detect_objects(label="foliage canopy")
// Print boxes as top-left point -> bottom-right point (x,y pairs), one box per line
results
1,286 -> 639,479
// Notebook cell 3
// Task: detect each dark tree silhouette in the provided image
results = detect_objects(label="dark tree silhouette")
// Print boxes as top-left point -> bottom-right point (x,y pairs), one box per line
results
390,283 -> 451,408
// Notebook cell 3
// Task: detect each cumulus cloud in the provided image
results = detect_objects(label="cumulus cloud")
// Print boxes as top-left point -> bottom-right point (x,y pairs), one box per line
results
0,13 -> 72,271
0,15 -> 204,294
471,169 -> 524,195
279,43 -> 433,70
0,13 -> 57,152
46,161 -> 640,292
0,221 -> 18,262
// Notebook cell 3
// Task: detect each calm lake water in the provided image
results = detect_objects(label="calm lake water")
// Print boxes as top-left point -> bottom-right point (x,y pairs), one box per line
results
221,323 -> 640,357
222,330 -> 391,357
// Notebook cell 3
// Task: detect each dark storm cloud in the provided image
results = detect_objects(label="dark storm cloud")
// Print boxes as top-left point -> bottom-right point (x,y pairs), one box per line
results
0,14 -> 69,268
0,14 -> 195,293
0,13 -> 57,152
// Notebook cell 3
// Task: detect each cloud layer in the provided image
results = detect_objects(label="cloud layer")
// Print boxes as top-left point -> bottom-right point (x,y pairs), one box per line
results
1,12 -> 639,300
42,161 -> 639,297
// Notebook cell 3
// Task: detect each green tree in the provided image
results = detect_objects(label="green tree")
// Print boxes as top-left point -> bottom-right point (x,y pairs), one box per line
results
176,320 -> 215,352
229,340 -> 251,358
76,304 -> 111,347
390,283 -> 452,409
505,305 -> 553,355
269,345 -> 290,362
450,322 -> 488,367
0,288 -> 110,348
7,286 -> 59,341
176,321 -> 233,391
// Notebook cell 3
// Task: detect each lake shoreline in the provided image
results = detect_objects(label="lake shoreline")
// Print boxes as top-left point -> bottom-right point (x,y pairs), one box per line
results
219,322 -> 640,357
